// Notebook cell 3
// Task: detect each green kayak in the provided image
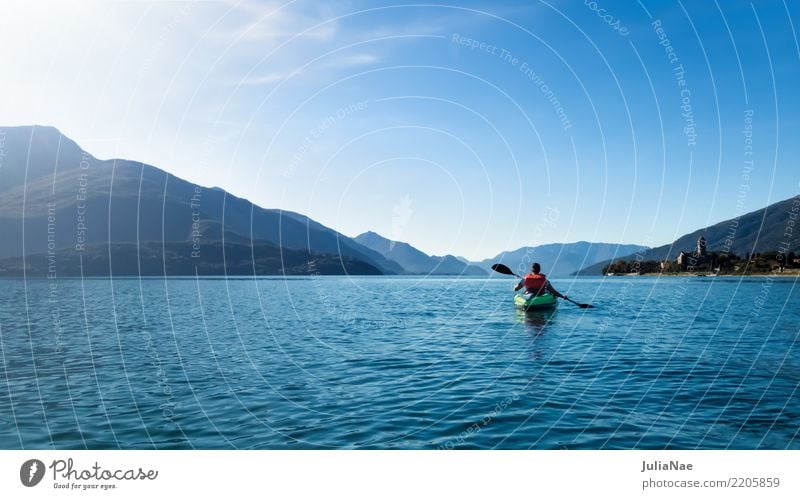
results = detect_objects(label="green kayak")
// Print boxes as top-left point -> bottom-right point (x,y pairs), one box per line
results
514,292 -> 558,312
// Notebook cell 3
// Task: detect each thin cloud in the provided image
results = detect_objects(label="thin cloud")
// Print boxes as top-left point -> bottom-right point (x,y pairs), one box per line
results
332,53 -> 380,67
232,53 -> 378,87
237,71 -> 298,86
215,0 -> 339,43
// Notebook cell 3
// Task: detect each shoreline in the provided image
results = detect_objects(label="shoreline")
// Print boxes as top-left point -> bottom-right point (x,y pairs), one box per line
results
603,272 -> 800,278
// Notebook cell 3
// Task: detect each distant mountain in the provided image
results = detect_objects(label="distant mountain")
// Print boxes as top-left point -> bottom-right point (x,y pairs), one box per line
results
478,242 -> 650,277
575,195 -> 800,275
354,231 -> 487,275
0,125 -> 402,275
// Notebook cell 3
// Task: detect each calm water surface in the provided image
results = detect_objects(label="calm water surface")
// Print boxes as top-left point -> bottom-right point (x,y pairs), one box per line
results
1,276 -> 798,449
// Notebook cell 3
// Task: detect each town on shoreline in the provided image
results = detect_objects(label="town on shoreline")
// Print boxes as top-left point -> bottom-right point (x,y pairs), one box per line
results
601,236 -> 800,277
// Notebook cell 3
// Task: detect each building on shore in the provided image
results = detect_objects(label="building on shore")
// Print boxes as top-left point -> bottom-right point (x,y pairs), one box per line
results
676,236 -> 708,271
676,251 -> 691,268
696,236 -> 706,257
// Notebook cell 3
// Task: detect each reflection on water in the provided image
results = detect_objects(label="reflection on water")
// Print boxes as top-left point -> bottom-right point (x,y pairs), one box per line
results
515,309 -> 557,335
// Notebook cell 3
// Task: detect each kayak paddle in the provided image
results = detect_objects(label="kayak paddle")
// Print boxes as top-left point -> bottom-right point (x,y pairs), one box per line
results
564,297 -> 594,309
491,263 -> 595,309
491,263 -> 521,278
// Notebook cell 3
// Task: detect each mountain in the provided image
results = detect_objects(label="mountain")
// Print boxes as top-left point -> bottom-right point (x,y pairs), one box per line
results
354,231 -> 487,275
0,125 -> 402,275
575,195 -> 800,275
0,241 -> 382,277
478,242 -> 650,277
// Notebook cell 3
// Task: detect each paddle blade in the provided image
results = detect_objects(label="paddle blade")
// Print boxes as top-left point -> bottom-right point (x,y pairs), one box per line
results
491,263 -> 517,276
565,297 -> 595,309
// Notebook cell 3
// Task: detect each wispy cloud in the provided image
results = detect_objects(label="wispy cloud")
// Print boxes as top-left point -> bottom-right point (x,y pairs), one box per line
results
232,51 -> 379,87
215,0 -> 339,43
335,53 -> 380,67
237,71 -> 298,86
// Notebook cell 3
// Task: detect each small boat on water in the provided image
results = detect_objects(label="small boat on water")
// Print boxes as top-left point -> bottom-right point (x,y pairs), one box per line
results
514,292 -> 558,312
491,263 -> 594,311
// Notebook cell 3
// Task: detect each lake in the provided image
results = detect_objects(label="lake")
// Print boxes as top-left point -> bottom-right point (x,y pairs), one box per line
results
0,275 -> 798,449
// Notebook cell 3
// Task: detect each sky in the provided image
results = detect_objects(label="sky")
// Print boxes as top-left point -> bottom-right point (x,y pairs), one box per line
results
1,0 -> 799,260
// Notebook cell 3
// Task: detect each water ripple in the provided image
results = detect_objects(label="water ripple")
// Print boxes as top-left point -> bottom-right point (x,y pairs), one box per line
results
0,276 -> 798,449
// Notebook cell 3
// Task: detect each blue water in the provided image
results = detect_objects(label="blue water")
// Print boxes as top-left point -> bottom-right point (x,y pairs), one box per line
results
0,276 -> 798,449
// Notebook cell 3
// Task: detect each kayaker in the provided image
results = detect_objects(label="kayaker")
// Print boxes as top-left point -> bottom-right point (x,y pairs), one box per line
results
514,263 -> 567,299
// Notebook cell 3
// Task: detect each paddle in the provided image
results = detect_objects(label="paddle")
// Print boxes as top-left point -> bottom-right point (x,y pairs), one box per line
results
563,296 -> 595,309
491,263 -> 522,278
491,263 -> 595,309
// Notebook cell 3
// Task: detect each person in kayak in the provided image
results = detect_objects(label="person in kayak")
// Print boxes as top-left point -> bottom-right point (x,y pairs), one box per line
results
514,263 -> 567,298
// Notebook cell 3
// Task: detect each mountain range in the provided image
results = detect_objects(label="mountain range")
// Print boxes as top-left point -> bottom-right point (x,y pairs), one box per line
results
354,231 -> 486,275
0,126 -> 506,276
0,125 -> 403,276
477,242 -> 650,277
1,125 -> 792,278
574,195 -> 800,275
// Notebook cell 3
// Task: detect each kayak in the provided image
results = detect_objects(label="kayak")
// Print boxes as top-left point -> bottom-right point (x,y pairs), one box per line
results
514,292 -> 558,312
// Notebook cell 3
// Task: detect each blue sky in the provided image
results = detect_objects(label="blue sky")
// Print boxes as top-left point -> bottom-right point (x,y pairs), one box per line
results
2,0 -> 799,260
